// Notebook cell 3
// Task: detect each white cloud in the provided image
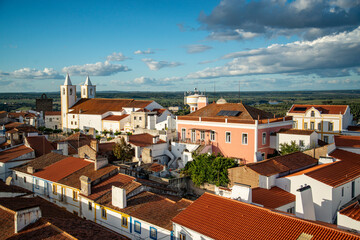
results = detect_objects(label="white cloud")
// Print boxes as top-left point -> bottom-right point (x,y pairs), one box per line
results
134,49 -> 154,55
0,67 -> 63,79
187,27 -> 360,79
129,76 -> 183,86
142,58 -> 183,71
106,52 -> 131,61
185,44 -> 212,53
63,61 -> 130,76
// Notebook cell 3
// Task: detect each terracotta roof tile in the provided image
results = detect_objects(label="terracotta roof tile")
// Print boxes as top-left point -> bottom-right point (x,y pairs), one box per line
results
0,145 -> 34,163
4,122 -> 25,130
34,157 -> 91,182
339,202 -> 360,222
278,128 -> 315,136
335,135 -> 360,148
289,104 -> 348,114
69,98 -> 153,114
172,193 -> 360,240
128,133 -> 166,147
303,150 -> 360,187
184,102 -> 274,120
247,152 -> 318,176
0,208 -> 16,239
8,112 -> 36,118
285,163 -> 334,177
58,133 -> 93,155
13,152 -> 67,174
252,187 -> 295,209
25,136 -> 55,157
102,114 -> 129,121
99,191 -> 192,231
142,163 -> 164,172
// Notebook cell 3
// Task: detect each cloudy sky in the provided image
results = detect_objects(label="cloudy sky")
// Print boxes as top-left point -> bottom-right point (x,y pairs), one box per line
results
0,0 -> 359,92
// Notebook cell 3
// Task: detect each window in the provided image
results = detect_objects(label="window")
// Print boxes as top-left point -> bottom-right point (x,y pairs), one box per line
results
83,89 -> 85,95
24,177 -> 26,183
121,216 -> 128,227
318,123 -> 322,131
55,125 -> 58,129
226,132 -> 231,143
200,131 -> 205,140
310,122 -> 315,130
15,174 -> 17,180
53,185 -> 57,195
63,88 -> 65,95
287,207 -> 295,214
74,121 -> 77,125
311,111 -> 315,117
181,128 -> 186,140
191,130 -> 196,143
342,187 -> 344,197
150,227 -> 157,240
261,153 -> 265,160
328,122 -> 333,131
242,133 -> 248,145
210,130 -> 215,141
324,136 -> 329,143
70,88 -> 73,95
101,207 -> 107,219
71,121 -> 73,125
134,116 -> 137,120
73,115 -> 75,119
180,233 -> 186,240
299,140 -> 305,147
73,190 -> 78,201
262,132 -> 266,145
139,117 -> 142,121
293,121 -> 298,128
35,179 -> 39,189
304,122 -> 308,130
49,118 -> 52,122
134,221 -> 141,234
90,88 -> 93,95
352,181 -> 355,199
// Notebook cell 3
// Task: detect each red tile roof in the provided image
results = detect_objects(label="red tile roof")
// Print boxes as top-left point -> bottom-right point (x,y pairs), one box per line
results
153,108 -> 167,116
44,111 -> 61,116
58,132 -> 93,155
172,193 -> 360,240
0,145 -> 34,163
34,157 -> 91,182
25,136 -> 55,157
301,150 -> 360,187
4,122 -> 25,130
252,187 -> 295,209
246,152 -> 318,176
128,133 -> 166,147
339,202 -> 360,222
289,104 -> 348,114
335,135 -> 360,148
102,114 -> 129,121
285,163 -> 333,177
69,98 -> 153,114
183,102 -> 274,121
8,112 -> 36,118
13,152 -> 67,174
278,128 -> 315,136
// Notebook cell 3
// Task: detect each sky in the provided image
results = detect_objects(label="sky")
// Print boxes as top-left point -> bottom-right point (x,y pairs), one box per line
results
0,0 -> 360,93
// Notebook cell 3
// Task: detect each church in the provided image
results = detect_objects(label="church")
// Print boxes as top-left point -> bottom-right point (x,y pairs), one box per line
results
60,74 -> 172,133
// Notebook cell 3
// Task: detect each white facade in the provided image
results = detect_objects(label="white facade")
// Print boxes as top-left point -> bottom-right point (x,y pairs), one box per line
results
102,116 -> 130,133
0,146 -> 34,181
277,131 -> 318,151
61,74 -> 77,132
45,114 -> 61,130
172,223 -> 213,240
338,210 -> 360,233
287,106 -> 353,143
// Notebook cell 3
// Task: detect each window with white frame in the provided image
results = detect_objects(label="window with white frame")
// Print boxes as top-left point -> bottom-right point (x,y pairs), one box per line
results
304,122 -> 308,130
225,132 -> 231,143
328,122 -> 333,131
262,132 -> 266,145
181,128 -> 186,140
324,136 -> 329,143
293,121 -> 298,128
180,233 -> 187,240
191,130 -> 196,142
200,131 -> 205,140
310,122 -> 315,130
311,111 -> 315,117
318,123 -> 322,130
242,133 -> 248,145
150,227 -> 157,239
210,130 -> 215,141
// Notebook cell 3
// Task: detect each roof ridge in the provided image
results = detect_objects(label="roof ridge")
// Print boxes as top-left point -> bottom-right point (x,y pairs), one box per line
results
44,220 -> 77,240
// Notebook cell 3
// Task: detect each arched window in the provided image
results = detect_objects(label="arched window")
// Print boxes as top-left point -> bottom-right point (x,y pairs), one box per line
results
311,111 -> 315,117
70,88 -> 73,95
63,88 -> 65,95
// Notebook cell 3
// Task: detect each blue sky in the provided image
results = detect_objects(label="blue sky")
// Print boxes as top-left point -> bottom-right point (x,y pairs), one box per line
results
0,0 -> 359,92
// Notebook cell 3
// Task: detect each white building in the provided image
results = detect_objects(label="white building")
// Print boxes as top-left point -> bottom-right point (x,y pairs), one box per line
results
184,88 -> 208,113
286,104 -> 353,143
338,201 -> 360,233
276,129 -> 318,151
60,74 -> 166,133
44,111 -> 61,130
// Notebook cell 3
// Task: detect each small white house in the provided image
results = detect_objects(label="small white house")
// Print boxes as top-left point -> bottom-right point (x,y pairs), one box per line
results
277,129 -> 318,151
44,111 -> 61,130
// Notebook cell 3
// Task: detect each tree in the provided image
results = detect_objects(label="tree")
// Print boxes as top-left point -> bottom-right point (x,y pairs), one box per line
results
279,141 -> 301,155
113,137 -> 135,162
184,154 -> 237,187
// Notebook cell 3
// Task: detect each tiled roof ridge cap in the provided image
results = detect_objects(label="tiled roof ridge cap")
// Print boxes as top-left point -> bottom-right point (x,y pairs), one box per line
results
247,151 -> 306,166
205,193 -> 359,237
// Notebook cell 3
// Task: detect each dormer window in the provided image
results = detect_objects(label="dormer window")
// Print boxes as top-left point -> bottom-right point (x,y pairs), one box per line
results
311,111 -> 315,117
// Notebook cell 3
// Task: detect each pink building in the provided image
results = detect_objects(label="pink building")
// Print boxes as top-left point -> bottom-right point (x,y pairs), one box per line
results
176,99 -> 293,163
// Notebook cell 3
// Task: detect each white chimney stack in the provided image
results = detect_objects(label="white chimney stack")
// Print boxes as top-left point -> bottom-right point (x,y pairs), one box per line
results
112,186 -> 127,209
295,185 -> 316,221
231,183 -> 252,203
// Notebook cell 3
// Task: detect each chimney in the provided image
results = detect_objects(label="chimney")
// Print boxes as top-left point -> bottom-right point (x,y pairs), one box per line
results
27,166 -> 35,174
153,135 -> 159,144
112,186 -> 127,209
90,139 -> 98,152
295,185 -> 316,221
80,175 -> 91,196
231,183 -> 252,203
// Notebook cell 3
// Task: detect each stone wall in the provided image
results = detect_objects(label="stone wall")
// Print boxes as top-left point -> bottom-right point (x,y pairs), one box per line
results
228,166 -> 260,188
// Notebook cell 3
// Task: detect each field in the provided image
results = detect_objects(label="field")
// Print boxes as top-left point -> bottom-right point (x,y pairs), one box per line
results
1,90 -> 359,121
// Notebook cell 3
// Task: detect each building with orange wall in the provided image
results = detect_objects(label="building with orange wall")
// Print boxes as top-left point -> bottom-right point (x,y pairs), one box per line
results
176,99 -> 293,163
